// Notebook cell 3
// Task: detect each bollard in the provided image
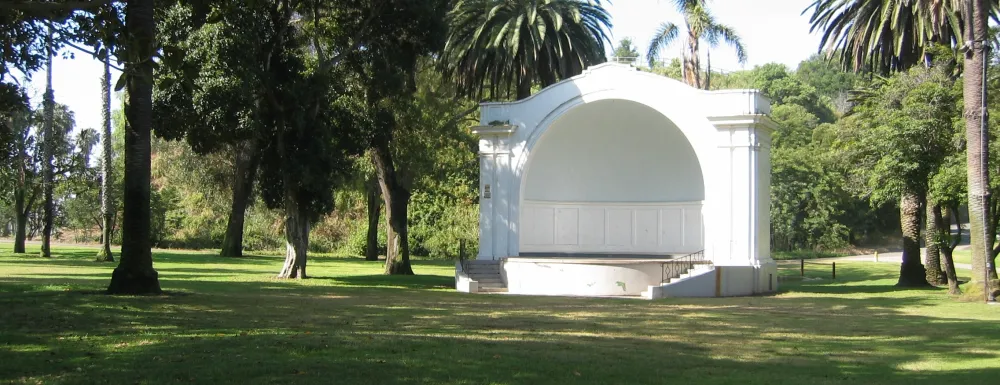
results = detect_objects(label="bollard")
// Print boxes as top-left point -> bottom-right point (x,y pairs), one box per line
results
874,251 -> 879,263
800,259 -> 805,277
832,262 -> 836,280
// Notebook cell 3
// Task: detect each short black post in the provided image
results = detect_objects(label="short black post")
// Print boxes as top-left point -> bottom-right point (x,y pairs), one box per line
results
768,273 -> 773,291
832,262 -> 836,280
800,259 -> 805,277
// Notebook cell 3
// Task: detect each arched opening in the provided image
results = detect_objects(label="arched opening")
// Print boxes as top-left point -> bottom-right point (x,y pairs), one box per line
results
520,99 -> 705,255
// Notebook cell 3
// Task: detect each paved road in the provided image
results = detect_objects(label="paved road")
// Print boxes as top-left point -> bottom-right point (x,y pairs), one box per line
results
819,249 -> 973,271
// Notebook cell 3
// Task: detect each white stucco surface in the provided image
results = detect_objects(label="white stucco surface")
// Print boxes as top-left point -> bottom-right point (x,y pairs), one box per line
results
524,99 -> 703,202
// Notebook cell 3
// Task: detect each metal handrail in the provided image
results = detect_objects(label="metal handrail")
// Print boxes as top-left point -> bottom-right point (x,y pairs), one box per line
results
661,250 -> 707,284
458,240 -> 471,275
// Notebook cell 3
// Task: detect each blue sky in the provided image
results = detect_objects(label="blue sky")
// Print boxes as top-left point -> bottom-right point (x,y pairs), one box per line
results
24,0 -> 824,134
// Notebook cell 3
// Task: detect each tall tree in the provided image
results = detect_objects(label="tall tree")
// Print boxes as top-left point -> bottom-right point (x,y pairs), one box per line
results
8,106 -> 38,254
40,23 -> 55,258
442,0 -> 612,100
805,0 -> 978,287
964,0 -> 998,296
107,0 -> 161,294
612,37 -> 640,61
646,0 -> 747,89
842,66 -> 959,287
96,51 -> 115,261
219,139 -> 259,258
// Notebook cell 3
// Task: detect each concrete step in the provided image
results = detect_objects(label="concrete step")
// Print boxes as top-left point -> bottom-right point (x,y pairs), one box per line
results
479,282 -> 505,289
464,260 -> 501,265
466,267 -> 500,273
467,272 -> 500,277
473,277 -> 503,284
479,287 -> 508,293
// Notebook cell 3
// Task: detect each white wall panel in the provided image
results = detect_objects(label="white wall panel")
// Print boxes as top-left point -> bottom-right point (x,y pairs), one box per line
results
521,202 -> 703,254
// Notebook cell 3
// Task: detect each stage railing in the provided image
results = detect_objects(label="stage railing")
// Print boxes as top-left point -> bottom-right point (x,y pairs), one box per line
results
661,250 -> 707,284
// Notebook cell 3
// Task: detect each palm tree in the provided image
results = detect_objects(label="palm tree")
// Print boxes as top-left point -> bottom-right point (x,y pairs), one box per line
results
442,0 -> 613,100
646,0 -> 747,90
805,0 -> 979,288
40,22 -> 55,259
806,0 -> 964,74
96,49 -> 114,262
107,0 -> 161,294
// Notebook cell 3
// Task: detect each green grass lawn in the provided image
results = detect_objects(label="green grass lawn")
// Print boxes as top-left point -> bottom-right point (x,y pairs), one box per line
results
2,243 -> 999,385
951,249 -> 973,266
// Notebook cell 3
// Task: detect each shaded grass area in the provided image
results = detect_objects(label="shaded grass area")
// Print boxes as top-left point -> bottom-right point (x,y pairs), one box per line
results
2,244 -> 999,384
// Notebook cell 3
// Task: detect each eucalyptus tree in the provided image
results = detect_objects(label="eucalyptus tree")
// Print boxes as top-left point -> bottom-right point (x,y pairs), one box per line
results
155,0 -> 446,278
343,2 -> 451,275
442,0 -> 612,100
6,106 -> 38,254
646,0 -> 747,90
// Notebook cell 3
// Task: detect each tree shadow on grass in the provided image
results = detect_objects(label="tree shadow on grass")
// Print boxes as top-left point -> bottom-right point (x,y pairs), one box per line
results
2,275 -> 1000,385
319,274 -> 454,290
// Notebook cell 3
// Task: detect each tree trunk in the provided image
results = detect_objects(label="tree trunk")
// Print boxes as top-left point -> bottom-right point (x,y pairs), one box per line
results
925,203 -> 946,285
97,52 -> 114,262
372,143 -> 413,275
220,138 -> 260,258
965,0 -> 996,291
516,71 -> 532,100
941,205 -> 962,295
107,0 -> 162,295
365,175 -> 381,261
704,49 -> 711,90
685,32 -> 701,89
40,24 -> 55,259
897,190 -> 930,287
14,192 -> 27,254
277,182 -> 309,279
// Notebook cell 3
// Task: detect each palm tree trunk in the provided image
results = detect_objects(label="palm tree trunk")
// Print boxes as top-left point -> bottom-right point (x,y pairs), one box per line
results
942,204 -> 962,295
372,140 -> 413,275
965,0 -> 997,292
13,189 -> 27,254
685,31 -> 701,89
40,24 -> 55,259
705,49 -> 712,90
897,190 -> 930,287
516,71 -> 532,100
365,175 -> 381,261
107,0 -> 162,295
220,137 -> 260,258
97,52 -> 114,262
925,202 -> 945,284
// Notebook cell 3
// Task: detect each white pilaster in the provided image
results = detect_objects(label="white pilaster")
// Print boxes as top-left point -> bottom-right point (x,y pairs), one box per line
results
473,124 -> 518,260
709,116 -> 776,266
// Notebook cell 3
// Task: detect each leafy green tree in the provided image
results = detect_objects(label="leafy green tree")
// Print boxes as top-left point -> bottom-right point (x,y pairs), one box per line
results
806,0 -> 999,290
442,0 -> 612,100
928,152 -> 966,293
841,67 -> 959,286
795,54 -> 858,99
370,59 -> 478,272
5,105 -> 37,254
612,37 -> 640,61
646,0 -> 746,89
